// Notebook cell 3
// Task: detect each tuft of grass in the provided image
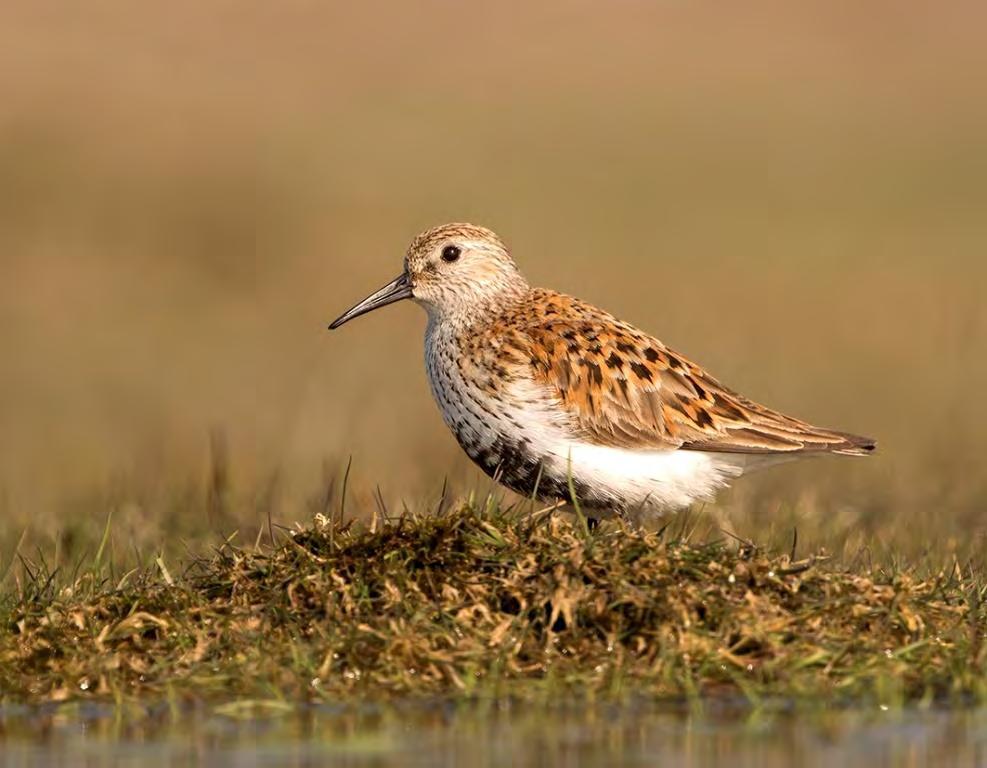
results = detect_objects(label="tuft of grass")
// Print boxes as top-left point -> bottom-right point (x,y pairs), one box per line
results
1,502 -> 985,706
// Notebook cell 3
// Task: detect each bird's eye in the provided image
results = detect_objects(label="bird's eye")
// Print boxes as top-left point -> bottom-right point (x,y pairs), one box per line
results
441,245 -> 461,263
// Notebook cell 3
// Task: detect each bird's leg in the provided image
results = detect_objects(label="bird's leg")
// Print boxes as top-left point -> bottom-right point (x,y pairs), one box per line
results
558,502 -> 613,531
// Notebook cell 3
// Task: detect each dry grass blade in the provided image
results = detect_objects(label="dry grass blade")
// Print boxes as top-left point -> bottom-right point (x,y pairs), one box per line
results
1,501 -> 985,706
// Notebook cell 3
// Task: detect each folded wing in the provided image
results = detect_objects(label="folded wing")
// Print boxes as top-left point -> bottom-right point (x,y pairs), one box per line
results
503,290 -> 875,457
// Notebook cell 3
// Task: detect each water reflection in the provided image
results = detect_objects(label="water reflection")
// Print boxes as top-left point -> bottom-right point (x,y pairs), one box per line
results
1,700 -> 985,767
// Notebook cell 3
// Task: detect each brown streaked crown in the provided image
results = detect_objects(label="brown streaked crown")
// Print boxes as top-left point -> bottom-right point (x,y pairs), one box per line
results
406,223 -> 508,260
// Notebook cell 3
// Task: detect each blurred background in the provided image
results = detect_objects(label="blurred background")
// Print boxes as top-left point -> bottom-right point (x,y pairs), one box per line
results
1,1 -> 985,565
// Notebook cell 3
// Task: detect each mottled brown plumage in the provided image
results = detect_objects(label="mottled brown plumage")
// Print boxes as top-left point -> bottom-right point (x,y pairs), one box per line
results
493,289 -> 874,456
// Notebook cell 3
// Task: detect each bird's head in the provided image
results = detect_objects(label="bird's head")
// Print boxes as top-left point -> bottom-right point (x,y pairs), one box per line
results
329,223 -> 528,330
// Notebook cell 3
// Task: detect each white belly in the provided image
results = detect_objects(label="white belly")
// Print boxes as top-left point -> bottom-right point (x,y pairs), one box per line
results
505,377 -> 745,514
548,440 -> 743,514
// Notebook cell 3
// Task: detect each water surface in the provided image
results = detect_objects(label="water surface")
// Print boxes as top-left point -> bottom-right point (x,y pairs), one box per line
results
1,701 -> 985,767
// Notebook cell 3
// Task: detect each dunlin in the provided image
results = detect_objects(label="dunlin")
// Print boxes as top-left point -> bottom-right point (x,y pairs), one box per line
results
329,223 -> 875,518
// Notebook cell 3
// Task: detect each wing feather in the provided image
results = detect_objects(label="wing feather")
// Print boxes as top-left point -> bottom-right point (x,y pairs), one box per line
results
499,290 -> 875,457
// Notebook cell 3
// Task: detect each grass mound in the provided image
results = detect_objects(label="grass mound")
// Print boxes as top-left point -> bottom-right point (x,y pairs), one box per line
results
2,504 -> 985,705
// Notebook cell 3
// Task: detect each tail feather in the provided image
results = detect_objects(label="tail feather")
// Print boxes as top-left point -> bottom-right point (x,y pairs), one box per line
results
685,424 -> 877,456
827,430 -> 877,456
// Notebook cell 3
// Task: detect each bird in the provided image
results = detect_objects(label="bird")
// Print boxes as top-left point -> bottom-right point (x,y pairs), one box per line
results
329,223 -> 875,520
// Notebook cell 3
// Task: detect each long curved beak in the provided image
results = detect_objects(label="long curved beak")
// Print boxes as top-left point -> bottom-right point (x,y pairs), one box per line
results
328,272 -> 413,330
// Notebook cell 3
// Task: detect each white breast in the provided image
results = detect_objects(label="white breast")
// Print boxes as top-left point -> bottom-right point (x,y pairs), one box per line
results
424,321 -> 528,452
